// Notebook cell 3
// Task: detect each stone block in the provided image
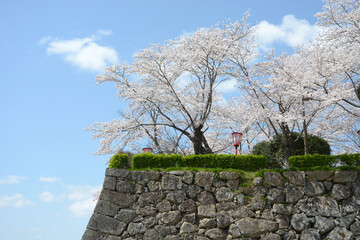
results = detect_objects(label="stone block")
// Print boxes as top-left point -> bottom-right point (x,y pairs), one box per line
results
264,172 -> 284,187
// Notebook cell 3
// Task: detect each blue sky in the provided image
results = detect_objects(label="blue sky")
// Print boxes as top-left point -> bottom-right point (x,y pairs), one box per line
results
0,1 -> 325,239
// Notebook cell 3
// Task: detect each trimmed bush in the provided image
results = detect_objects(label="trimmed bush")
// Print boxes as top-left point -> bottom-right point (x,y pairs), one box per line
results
109,153 -> 130,169
289,153 -> 360,168
131,154 -> 267,171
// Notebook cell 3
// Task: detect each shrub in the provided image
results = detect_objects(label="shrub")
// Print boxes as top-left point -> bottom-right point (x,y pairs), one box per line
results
335,153 -> 360,166
289,153 -> 360,168
131,154 -> 267,171
109,153 -> 130,169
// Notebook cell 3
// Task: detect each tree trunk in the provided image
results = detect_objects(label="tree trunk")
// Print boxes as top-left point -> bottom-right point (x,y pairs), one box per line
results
303,119 -> 309,155
192,128 -> 213,155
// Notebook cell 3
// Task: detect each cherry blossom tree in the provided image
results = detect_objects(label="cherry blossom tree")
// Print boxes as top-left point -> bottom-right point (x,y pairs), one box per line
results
88,16 -> 257,155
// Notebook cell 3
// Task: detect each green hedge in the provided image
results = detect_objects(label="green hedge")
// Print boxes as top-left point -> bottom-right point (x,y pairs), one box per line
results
109,153 -> 130,169
131,154 -> 267,171
289,153 -> 360,168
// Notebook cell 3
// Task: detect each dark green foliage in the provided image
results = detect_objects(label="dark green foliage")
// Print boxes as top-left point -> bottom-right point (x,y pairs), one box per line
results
109,153 -> 130,169
289,153 -> 360,168
251,133 -> 331,168
131,154 -> 267,171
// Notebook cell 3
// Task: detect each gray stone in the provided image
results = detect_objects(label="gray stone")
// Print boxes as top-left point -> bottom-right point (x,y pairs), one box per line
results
199,218 -> 217,228
154,225 -> 177,237
314,216 -> 335,234
185,185 -> 202,199
157,200 -> 172,212
183,213 -> 196,224
180,222 -> 197,234
334,171 -> 358,183
291,213 -> 309,232
284,230 -> 297,240
103,176 -> 116,191
216,212 -> 232,229
94,200 -> 120,217
147,181 -> 161,192
127,222 -> 146,235
106,235 -> 122,240
162,174 -> 183,190
332,184 -> 352,200
236,217 -> 278,238
283,171 -> 305,186
166,190 -> 187,204
136,205 -> 157,216
306,171 -> 333,181
144,229 -> 163,240
299,229 -> 320,240
231,206 -> 255,219
160,211 -> 181,225
276,215 -> 289,229
106,168 -> 129,179
326,227 -> 354,240
198,204 -> 216,218
215,187 -> 234,202
219,171 -> 240,180
229,223 -> 242,238
251,197 -> 266,211
87,213 -> 127,235
99,189 -> 135,208
226,179 -> 239,190
213,180 -> 226,188
313,196 -> 340,217
267,188 -> 285,204
323,181 -> 333,191
115,209 -> 136,223
273,204 -> 292,216
204,228 -> 226,240
142,217 -> 157,228
350,220 -> 360,236
261,209 -> 275,220
179,199 -> 196,213
168,170 -> 184,175
261,233 -> 282,240
254,177 -> 264,186
183,171 -> 194,184
215,202 -> 237,212
285,184 -> 304,203
197,191 -> 216,204
264,172 -> 284,187
116,180 -> 136,194
336,214 -> 356,228
139,192 -> 165,205
195,172 -> 215,187
81,229 -> 102,240
304,181 -> 325,196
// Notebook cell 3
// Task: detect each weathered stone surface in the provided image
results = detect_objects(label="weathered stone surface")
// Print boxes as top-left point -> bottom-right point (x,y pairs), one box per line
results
236,217 -> 278,238
139,192 -> 165,204
313,196 -> 340,217
267,188 -> 285,204
264,172 -> 284,187
254,177 -> 264,186
94,200 -> 120,217
336,213 -> 356,228
198,204 -> 216,218
179,199 -> 196,213
197,191 -> 216,205
251,197 -> 266,211
183,171 -> 194,185
136,205 -> 157,216
87,213 -> 126,235
99,189 -> 135,208
183,213 -> 196,224
195,172 -> 215,187
291,213 -> 309,232
154,225 -> 177,236
103,176 -> 116,190
144,229 -> 163,240
276,215 -> 289,229
81,229 -> 102,240
323,181 -> 333,191
215,202 -> 236,212
261,209 -> 274,220
231,206 -> 255,219
285,185 -> 304,203
185,185 -> 202,199
216,212 -> 232,229
314,216 -> 335,234
226,179 -> 239,190
306,171 -> 333,181
169,170 -> 184,176
160,211 -> 181,225
204,228 -> 226,240
106,168 -> 129,179
147,181 -> 160,192
215,187 -> 234,202
199,218 -> 217,229
332,184 -> 352,200
162,174 -> 183,190
219,171 -> 240,180
304,181 -> 325,196
326,227 -> 354,240
127,222 -> 146,235
180,222 -> 197,234
261,233 -> 281,240
333,171 -> 358,183
229,224 -> 242,238
283,171 -> 305,186
166,190 -> 187,204
142,217 -> 157,228
350,220 -> 360,236
116,180 -> 136,194
115,209 -> 136,223
157,200 -> 172,212
299,229 -> 320,240
273,204 -> 292,216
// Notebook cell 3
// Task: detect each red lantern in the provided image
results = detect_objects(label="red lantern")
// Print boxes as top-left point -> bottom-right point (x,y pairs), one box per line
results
142,148 -> 153,153
357,130 -> 360,138
231,132 -> 243,155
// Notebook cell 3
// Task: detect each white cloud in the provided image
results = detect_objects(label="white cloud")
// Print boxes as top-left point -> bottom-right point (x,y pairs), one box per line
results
44,32 -> 118,72
40,177 -> 61,183
255,15 -> 321,49
39,191 -> 54,203
216,78 -> 237,93
97,29 -> 112,36
38,36 -> 52,45
0,175 -> 26,185
0,194 -> 32,208
67,185 -> 101,217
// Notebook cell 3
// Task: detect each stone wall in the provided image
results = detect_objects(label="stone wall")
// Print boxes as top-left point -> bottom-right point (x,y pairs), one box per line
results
82,169 -> 360,240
